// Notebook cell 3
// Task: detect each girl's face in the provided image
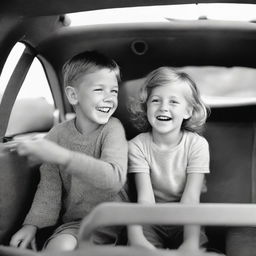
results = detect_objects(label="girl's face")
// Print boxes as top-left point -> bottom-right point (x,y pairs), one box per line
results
73,68 -> 118,130
146,81 -> 192,136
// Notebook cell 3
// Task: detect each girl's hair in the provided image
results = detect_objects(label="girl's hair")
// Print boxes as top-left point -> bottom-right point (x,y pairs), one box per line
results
62,50 -> 121,88
129,67 -> 209,134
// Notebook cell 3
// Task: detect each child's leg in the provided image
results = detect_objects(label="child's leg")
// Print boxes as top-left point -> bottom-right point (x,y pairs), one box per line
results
91,226 -> 121,245
142,225 -> 166,248
43,221 -> 79,251
44,234 -> 77,251
166,226 -> 208,249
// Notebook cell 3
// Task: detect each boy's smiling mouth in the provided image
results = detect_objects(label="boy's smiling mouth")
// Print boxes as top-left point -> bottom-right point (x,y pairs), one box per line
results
96,106 -> 112,113
156,115 -> 172,121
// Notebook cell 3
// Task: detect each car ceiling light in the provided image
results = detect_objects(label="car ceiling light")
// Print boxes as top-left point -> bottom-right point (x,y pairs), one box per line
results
131,40 -> 148,56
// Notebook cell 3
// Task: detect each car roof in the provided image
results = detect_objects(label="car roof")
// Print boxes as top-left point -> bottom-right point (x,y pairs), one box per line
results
1,0 -> 256,121
2,0 -> 256,81
0,0 -> 256,135
2,0 -> 256,16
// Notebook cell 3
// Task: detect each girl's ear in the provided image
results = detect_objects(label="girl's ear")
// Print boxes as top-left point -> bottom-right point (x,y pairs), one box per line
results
184,106 -> 193,120
65,86 -> 78,105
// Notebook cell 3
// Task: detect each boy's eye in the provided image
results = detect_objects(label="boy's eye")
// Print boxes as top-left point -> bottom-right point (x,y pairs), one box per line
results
94,88 -> 103,92
111,89 -> 118,94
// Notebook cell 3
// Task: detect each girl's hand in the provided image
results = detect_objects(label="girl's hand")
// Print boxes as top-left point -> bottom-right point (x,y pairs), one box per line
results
9,224 -> 37,250
4,139 -> 71,166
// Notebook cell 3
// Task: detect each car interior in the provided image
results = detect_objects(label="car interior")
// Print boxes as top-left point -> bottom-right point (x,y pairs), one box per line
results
1,0 -> 256,255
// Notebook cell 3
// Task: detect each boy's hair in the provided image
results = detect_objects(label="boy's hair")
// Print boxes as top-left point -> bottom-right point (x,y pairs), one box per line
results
62,50 -> 121,88
129,67 -> 209,134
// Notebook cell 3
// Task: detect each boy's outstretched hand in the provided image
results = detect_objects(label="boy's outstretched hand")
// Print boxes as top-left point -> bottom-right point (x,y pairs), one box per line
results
4,138 -> 71,167
9,224 -> 37,250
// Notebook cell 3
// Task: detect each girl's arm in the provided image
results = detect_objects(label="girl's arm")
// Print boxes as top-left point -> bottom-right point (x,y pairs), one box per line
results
128,172 -> 156,249
179,173 -> 205,251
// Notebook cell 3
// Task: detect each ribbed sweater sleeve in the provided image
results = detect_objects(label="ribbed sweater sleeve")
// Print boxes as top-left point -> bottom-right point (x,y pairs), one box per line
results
65,118 -> 128,193
23,130 -> 62,228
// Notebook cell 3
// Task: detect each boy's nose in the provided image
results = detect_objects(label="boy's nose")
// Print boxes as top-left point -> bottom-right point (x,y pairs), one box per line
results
103,92 -> 115,102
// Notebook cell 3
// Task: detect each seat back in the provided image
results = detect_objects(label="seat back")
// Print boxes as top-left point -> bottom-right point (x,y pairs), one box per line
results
0,146 -> 39,245
202,122 -> 255,203
0,97 -> 53,245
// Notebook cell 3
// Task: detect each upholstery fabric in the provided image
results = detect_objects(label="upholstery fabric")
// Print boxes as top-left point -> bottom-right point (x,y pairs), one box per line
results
0,145 -> 39,245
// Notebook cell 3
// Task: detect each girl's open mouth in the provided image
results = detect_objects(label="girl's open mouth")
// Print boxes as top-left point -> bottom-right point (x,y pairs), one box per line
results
156,115 -> 172,121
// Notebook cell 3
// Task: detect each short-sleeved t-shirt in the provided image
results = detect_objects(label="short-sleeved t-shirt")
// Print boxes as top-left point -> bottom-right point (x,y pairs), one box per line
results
128,131 -> 210,202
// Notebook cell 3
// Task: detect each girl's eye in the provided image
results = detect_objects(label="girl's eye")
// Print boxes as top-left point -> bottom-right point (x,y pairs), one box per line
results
94,88 -> 103,92
170,100 -> 179,104
151,98 -> 159,103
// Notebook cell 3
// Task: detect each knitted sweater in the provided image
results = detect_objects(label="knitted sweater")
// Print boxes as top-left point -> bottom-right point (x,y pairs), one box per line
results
24,117 -> 128,228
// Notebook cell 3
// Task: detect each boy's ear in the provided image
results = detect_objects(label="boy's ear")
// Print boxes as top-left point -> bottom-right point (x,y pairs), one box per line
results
65,86 -> 78,105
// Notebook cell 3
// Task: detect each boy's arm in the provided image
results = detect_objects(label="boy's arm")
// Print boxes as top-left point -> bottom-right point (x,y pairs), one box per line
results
63,119 -> 128,192
179,173 -> 205,251
5,119 -> 127,193
128,172 -> 156,249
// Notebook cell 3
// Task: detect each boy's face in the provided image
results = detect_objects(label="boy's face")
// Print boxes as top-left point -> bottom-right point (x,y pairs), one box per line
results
72,68 -> 119,127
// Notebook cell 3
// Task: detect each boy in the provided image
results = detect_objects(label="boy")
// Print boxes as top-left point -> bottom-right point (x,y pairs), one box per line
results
8,51 -> 128,251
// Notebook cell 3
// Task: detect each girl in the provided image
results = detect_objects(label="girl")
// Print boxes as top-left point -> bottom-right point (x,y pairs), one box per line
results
128,67 -> 210,252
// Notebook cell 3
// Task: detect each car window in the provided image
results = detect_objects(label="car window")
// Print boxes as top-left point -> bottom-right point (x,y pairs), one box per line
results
123,66 -> 256,107
68,4 -> 256,26
0,42 -> 55,137
0,42 -> 54,105
0,43 -> 25,98
181,66 -> 256,107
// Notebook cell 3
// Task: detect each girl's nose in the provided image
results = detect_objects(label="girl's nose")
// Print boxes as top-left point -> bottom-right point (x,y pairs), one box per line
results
159,102 -> 168,112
